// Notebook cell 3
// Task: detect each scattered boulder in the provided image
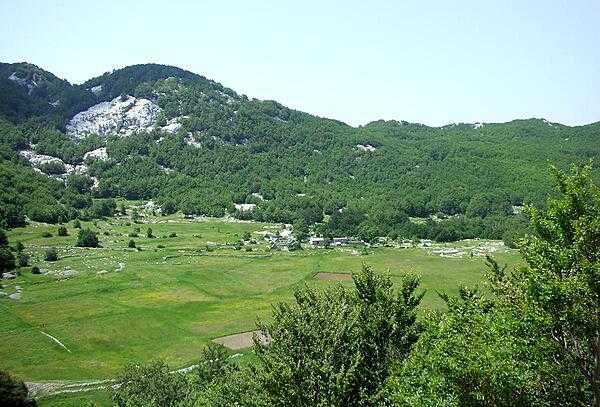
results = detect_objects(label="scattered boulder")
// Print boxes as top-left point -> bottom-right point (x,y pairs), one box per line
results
9,292 -> 21,300
2,272 -> 16,280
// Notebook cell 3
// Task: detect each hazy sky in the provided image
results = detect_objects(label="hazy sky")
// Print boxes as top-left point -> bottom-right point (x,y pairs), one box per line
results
1,0 -> 599,126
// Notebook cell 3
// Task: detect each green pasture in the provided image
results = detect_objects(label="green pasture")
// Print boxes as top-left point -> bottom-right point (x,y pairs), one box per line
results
1,214 -> 521,385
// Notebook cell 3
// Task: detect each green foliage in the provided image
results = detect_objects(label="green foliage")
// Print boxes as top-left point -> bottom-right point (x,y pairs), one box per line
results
146,227 -> 153,238
76,229 -> 98,248
37,160 -> 65,175
127,239 -> 136,249
0,370 -> 37,407
17,253 -> 29,267
57,226 -> 68,236
251,265 -> 422,406
517,164 -> 600,404
0,247 -> 15,272
44,247 -> 58,261
389,165 -> 600,406
112,360 -> 192,407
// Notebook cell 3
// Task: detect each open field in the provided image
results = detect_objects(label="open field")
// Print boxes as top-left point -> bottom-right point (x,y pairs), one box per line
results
1,210 -> 521,388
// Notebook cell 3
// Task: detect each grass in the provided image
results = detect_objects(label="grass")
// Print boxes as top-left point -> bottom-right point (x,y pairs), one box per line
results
1,209 -> 522,388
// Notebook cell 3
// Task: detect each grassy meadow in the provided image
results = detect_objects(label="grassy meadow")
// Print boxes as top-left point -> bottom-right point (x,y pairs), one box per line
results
0,206 -> 522,387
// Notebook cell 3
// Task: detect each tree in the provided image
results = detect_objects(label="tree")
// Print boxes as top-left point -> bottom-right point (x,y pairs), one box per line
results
76,229 -> 99,248
517,165 -> 600,405
128,239 -> 136,248
252,265 -> 422,406
0,248 -> 15,273
112,361 -> 191,407
0,229 -> 8,247
57,226 -> 68,236
0,370 -> 37,406
44,247 -> 58,262
17,253 -> 29,268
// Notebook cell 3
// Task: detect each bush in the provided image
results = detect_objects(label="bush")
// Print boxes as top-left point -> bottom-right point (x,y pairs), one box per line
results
112,361 -> 190,407
57,226 -> 68,236
128,239 -> 136,248
38,160 -> 66,175
0,370 -> 37,406
31,265 -> 41,274
76,229 -> 99,248
169,232 -> 177,238
72,219 -> 81,228
17,253 -> 29,267
146,227 -> 153,238
129,231 -> 139,238
41,231 -> 52,238
0,229 -> 7,247
44,247 -> 58,261
0,247 -> 16,272
14,241 -> 24,253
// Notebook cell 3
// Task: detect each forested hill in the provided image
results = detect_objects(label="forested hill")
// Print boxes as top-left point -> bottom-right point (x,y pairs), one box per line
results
1,61 -> 599,243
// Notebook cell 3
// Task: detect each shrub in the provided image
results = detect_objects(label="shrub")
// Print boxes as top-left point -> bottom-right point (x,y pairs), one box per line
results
44,247 -> 58,261
112,361 -> 190,407
169,232 -> 177,238
14,241 -> 24,253
0,247 -> 16,272
0,229 -> 7,247
38,160 -> 66,175
41,231 -> 52,238
72,219 -> 81,229
31,265 -> 41,274
57,226 -> 68,236
129,231 -> 139,238
128,240 -> 136,248
146,227 -> 153,238
17,253 -> 29,267
76,229 -> 99,248
157,244 -> 165,249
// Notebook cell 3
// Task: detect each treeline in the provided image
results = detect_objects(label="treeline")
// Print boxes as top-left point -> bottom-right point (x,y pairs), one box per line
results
93,165 -> 600,406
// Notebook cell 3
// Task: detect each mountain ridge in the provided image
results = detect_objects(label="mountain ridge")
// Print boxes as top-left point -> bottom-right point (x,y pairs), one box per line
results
2,61 -> 597,129
0,61 -> 599,246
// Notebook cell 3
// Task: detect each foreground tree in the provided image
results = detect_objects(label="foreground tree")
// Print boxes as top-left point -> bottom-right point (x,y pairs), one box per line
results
251,265 -> 422,406
0,370 -> 36,406
112,361 -> 192,407
389,165 -> 599,406
518,165 -> 600,405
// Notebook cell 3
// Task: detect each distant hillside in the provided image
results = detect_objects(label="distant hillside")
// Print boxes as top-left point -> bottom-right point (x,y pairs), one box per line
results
0,61 -> 599,243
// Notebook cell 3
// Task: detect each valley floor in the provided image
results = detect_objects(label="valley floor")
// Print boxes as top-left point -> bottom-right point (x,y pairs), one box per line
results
0,211 -> 521,403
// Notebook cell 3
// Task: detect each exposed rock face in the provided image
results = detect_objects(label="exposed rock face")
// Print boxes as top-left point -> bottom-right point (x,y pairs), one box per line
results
83,147 -> 108,161
66,95 -> 161,138
356,144 -> 376,152
8,72 -> 40,94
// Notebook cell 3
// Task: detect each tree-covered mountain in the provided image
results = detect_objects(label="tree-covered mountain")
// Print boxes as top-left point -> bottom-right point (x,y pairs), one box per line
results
1,61 -> 599,243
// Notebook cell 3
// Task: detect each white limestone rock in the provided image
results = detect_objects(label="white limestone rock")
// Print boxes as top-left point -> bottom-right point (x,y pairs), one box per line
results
83,147 -> 108,161
356,144 -> 376,152
66,95 -> 161,138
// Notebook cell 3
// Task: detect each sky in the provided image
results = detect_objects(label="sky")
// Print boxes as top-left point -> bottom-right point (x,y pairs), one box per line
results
1,0 -> 599,127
